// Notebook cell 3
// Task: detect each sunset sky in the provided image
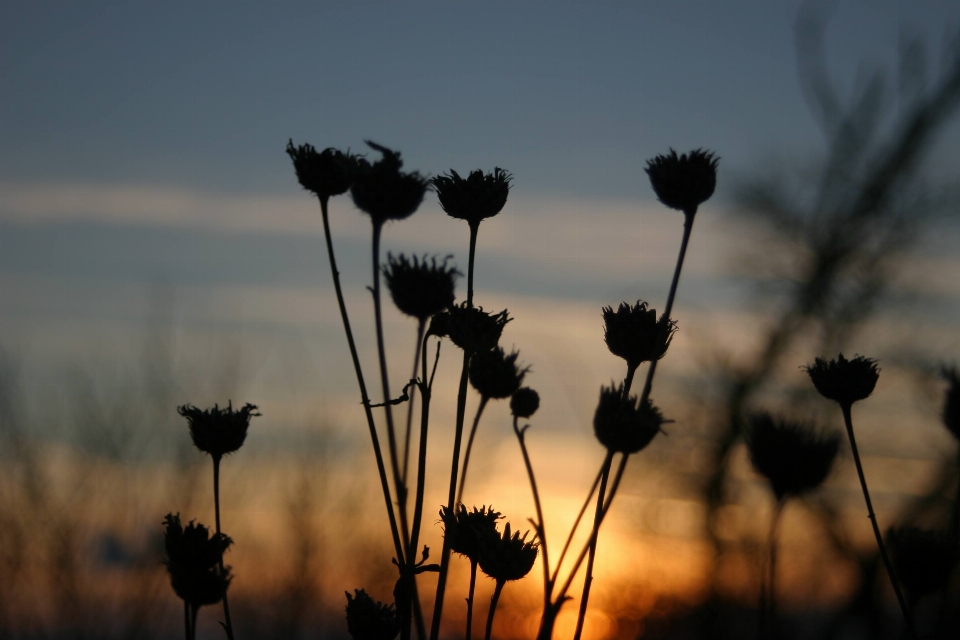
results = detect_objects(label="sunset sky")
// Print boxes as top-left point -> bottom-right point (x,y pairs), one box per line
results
2,2 -> 960,636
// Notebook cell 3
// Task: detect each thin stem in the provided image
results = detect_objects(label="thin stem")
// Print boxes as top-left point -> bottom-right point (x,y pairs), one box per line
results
466,561 -> 478,640
190,604 -> 198,640
840,403 -> 916,638
950,450 -> 960,542
484,581 -> 506,640
514,416 -> 550,606
431,221 -> 481,640
317,197 -> 405,563
184,601 -> 191,640
430,351 -> 471,640
457,396 -> 490,506
409,334 -> 435,560
550,465 -> 605,586
764,499 -> 784,640
402,320 -> 427,485
572,453 -> 613,640
212,456 -> 235,640
623,364 -> 638,398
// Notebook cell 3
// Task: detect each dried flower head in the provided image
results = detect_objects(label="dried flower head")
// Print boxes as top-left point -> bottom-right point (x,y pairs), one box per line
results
593,383 -> 665,454
887,527 -> 959,598
602,301 -> 677,370
942,367 -> 960,440
510,387 -> 540,419
350,141 -> 429,225
446,302 -> 511,355
439,504 -> 502,563
383,253 -> 459,321
432,168 -> 511,226
805,354 -> 880,407
746,413 -> 840,500
162,513 -> 232,608
178,401 -> 259,459
478,521 -> 539,583
469,347 -> 529,400
344,589 -> 399,640
644,148 -> 719,215
285,140 -> 359,201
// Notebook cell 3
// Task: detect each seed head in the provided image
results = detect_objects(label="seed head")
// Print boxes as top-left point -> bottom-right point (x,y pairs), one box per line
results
344,589 -> 399,640
383,254 -> 459,321
745,413 -> 840,501
887,527 -> 959,598
446,302 -> 511,355
644,148 -> 719,216
286,140 -> 359,201
432,168 -> 511,226
478,521 -> 538,583
177,401 -> 259,459
510,387 -> 540,419
469,347 -> 529,400
439,504 -> 502,564
804,354 -> 880,407
351,141 -> 429,225
593,383 -> 665,454
941,367 -> 960,440
602,301 -> 676,370
162,513 -> 232,609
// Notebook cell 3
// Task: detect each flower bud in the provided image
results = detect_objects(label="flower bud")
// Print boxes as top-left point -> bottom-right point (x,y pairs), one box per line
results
432,168 -> 511,226
510,387 -> 540,419
469,347 -> 528,400
745,413 -> 840,500
177,401 -> 259,459
804,354 -> 879,407
644,148 -> 719,216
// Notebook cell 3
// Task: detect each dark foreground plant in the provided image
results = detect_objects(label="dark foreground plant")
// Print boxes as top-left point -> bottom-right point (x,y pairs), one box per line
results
805,354 -> 916,637
177,402 -> 258,640
478,522 -> 538,640
345,589 -> 400,640
440,505 -> 501,640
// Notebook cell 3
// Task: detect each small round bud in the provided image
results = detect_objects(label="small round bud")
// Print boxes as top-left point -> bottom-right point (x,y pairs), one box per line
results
510,387 -> 540,419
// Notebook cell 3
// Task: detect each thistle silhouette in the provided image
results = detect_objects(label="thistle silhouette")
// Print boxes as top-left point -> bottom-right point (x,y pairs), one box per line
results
440,505 -> 502,640
478,522 -> 539,640
345,589 -> 400,640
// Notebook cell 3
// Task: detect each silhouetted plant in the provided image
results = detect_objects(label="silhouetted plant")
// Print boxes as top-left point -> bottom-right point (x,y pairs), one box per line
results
602,300 -> 676,387
593,383 -> 666,455
478,522 -> 538,640
163,513 -> 232,640
887,527 -> 959,602
942,367 -> 960,441
285,140 -> 359,201
345,589 -> 400,640
440,505 -> 502,639
645,148 -> 719,217
510,387 -> 540,419
445,303 -> 512,355
177,401 -> 258,640
384,254 -> 459,323
351,142 -> 429,226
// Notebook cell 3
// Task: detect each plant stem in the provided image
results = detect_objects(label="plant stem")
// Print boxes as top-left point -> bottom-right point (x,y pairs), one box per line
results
317,197 -> 405,564
402,320 -> 427,486
550,465 -> 605,586
409,336 -> 436,560
190,604 -> 198,640
840,403 -> 916,638
184,601 -> 191,640
572,453 -> 613,640
484,581 -> 505,640
457,397 -> 490,505
431,220 -> 481,640
212,456 -> 235,640
514,416 -> 551,607
763,499 -> 784,640
466,560 -> 478,640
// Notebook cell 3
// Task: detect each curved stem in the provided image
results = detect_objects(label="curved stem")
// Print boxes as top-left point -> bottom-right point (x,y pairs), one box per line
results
457,396 -> 490,506
514,416 -> 550,606
212,456 -> 235,640
572,453 -> 613,640
431,221 -> 481,640
318,197 -> 405,563
484,581 -> 505,640
402,320 -> 427,486
840,403 -> 916,638
550,465 -> 605,586
466,560 -> 478,640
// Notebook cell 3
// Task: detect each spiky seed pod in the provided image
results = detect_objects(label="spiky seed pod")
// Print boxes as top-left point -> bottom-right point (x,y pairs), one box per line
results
162,513 -> 232,608
177,401 -> 259,458
602,300 -> 677,369
510,387 -> 540,419
383,253 -> 460,321
432,168 -> 512,226
592,383 -> 665,454
469,347 -> 529,400
427,310 -> 450,338
439,504 -> 502,563
745,413 -> 841,501
285,140 -> 359,200
446,302 -> 511,355
478,522 -> 539,583
644,149 -> 719,215
805,354 -> 880,407
344,589 -> 399,640
887,527 -> 959,598
350,141 -> 429,225
942,367 -> 960,440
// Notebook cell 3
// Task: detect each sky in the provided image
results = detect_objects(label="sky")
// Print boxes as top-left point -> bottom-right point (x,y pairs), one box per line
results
3,1 -> 960,634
